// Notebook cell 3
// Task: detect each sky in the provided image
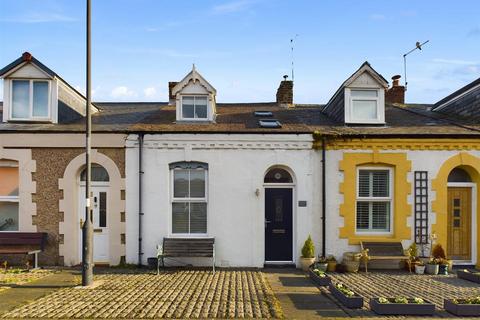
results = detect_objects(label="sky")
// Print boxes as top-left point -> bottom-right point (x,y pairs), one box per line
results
0,0 -> 479,104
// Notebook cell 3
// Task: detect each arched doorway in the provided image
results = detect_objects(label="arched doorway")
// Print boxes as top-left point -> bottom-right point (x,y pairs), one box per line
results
78,164 -> 110,264
447,167 -> 474,262
264,167 -> 295,263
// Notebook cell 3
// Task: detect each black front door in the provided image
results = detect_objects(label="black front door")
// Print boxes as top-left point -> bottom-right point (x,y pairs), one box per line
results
265,188 -> 293,261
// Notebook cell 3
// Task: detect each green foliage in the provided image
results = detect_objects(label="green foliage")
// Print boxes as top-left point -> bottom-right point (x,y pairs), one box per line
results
301,235 -> 315,258
407,243 -> 418,259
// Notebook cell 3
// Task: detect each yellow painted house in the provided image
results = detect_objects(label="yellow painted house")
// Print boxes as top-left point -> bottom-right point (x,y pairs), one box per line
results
315,62 -> 480,267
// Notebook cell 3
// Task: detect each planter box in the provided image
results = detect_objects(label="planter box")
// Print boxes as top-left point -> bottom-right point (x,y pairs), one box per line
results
457,270 -> 480,283
444,299 -> 480,316
329,283 -> 363,309
308,269 -> 331,286
370,298 -> 435,316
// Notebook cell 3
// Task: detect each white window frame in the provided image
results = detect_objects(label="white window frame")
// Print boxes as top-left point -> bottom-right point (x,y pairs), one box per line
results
9,79 -> 51,121
170,167 -> 208,236
345,88 -> 385,124
180,95 -> 209,121
0,163 -> 20,232
355,167 -> 393,235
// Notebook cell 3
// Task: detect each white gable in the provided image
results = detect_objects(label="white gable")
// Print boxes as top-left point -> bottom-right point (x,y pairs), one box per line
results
181,80 -> 210,94
349,71 -> 383,88
6,63 -> 51,79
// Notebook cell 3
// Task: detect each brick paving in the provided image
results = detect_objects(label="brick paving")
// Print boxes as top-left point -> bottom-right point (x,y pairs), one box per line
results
1,270 -> 283,319
323,271 -> 480,318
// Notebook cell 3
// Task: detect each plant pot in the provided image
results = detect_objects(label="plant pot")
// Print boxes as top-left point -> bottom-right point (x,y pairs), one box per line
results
425,264 -> 439,275
444,299 -> 480,316
329,283 -> 363,309
438,264 -> 448,275
300,257 -> 315,271
314,262 -> 328,272
147,257 -> 158,269
327,261 -> 337,272
369,298 -> 435,315
344,260 -> 360,273
414,265 -> 425,274
308,268 -> 331,286
457,270 -> 480,283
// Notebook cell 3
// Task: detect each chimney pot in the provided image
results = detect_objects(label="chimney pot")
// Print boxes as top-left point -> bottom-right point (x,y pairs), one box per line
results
385,75 -> 405,104
392,74 -> 401,87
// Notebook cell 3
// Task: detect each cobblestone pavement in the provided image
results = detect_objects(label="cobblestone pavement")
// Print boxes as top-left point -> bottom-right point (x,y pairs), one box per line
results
1,270 -> 283,319
322,271 -> 480,318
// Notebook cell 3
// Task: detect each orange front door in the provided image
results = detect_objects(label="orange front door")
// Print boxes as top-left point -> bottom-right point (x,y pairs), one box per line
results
447,187 -> 472,260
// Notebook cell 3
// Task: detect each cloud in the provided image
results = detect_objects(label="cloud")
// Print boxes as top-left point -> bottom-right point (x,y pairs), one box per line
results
467,26 -> 480,37
111,86 -> 137,99
0,13 -> 77,24
369,14 -> 386,21
143,87 -> 157,98
212,0 -> 254,14
432,58 -> 479,66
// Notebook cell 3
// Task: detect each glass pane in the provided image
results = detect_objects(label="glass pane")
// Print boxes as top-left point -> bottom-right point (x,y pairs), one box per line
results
453,209 -> 460,217
32,82 -> 49,117
173,170 -> 189,198
80,164 -> 109,182
99,192 -> 107,228
172,203 -> 189,233
195,96 -> 207,106
182,97 -> 195,118
190,170 -> 205,198
274,197 -> 283,222
0,166 -> 19,196
372,170 -> 389,197
351,90 -> 378,98
195,105 -> 207,118
358,171 -> 370,197
264,168 -> 293,183
356,201 -> 369,230
12,80 -> 30,118
0,202 -> 19,231
372,202 -> 390,231
454,219 -> 460,227
453,198 -> 460,207
352,100 -> 377,120
190,202 -> 207,233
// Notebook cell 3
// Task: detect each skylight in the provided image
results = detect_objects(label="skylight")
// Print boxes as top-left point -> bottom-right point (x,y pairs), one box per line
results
259,119 -> 282,128
254,111 -> 273,117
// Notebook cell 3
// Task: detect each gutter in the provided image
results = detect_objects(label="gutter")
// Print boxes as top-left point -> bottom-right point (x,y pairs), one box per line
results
138,133 -> 144,266
321,136 -> 326,257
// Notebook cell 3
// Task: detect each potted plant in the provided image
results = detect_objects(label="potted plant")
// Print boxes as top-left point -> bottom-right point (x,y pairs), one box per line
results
299,235 -> 315,271
370,297 -> 435,315
406,243 -> 420,272
425,258 -> 439,275
432,244 -> 451,274
315,256 -> 328,272
308,268 -> 331,286
444,297 -> 480,316
326,255 -> 337,272
414,261 -> 425,274
457,269 -> 480,283
329,282 -> 363,308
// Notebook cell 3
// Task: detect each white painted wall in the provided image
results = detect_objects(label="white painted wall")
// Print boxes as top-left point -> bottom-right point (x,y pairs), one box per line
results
325,149 -> 480,263
126,134 -> 322,268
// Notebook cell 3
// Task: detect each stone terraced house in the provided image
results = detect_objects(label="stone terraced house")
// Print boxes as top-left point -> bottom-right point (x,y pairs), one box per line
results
1,52 -> 480,269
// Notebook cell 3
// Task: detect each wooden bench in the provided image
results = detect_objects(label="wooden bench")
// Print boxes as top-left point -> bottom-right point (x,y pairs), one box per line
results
360,241 -> 411,272
157,237 -> 215,274
0,232 -> 47,269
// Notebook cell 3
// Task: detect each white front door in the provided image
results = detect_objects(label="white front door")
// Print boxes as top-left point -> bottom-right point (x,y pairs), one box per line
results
79,186 -> 109,264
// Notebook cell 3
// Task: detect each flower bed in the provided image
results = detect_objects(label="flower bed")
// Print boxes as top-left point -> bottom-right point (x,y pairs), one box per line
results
308,268 -> 331,286
457,269 -> 480,283
444,297 -> 480,316
369,297 -> 435,316
329,283 -> 363,309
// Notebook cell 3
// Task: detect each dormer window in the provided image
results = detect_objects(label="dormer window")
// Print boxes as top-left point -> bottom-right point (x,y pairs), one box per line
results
350,89 -> 379,121
11,80 -> 50,120
345,87 -> 385,124
182,96 -> 208,120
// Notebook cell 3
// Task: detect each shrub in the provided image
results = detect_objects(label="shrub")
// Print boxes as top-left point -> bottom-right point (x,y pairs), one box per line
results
407,242 -> 418,259
432,244 -> 446,259
301,235 -> 315,258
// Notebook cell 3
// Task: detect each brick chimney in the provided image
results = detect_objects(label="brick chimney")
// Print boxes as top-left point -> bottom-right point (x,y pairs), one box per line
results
276,75 -> 293,107
385,75 -> 405,104
168,81 -> 178,105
